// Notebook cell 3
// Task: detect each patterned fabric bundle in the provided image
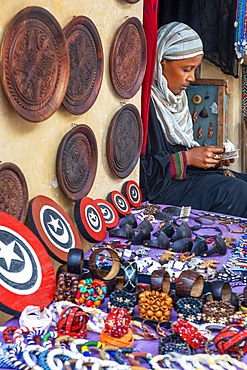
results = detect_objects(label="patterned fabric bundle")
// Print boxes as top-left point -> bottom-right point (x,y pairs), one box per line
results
151,22 -> 203,148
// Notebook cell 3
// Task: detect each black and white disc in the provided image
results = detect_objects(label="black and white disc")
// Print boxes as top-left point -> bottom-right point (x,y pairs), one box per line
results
28,195 -> 83,263
121,180 -> 142,207
95,198 -> 119,229
0,211 -> 55,315
74,197 -> 107,242
106,190 -> 130,218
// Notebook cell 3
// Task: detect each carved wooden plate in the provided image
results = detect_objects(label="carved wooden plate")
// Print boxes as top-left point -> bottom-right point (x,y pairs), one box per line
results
63,16 -> 104,115
106,104 -> 143,178
109,17 -> 147,99
56,124 -> 98,201
0,162 -> 28,223
0,6 -> 70,122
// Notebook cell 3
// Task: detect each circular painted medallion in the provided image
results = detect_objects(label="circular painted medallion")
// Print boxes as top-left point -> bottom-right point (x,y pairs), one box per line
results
95,198 -> 119,229
27,195 -> 83,263
106,190 -> 131,218
0,211 -> 55,315
106,104 -> 143,178
56,124 -> 98,201
63,16 -> 104,115
74,197 -> 106,243
109,17 -> 147,98
121,180 -> 142,207
0,162 -> 28,223
0,6 -> 70,122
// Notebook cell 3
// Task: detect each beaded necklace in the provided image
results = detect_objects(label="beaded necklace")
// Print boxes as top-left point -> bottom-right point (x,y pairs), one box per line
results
235,0 -> 247,61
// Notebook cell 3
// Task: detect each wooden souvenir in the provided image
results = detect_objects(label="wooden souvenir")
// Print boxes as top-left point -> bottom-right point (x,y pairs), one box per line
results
0,211 -> 55,315
0,6 -> 70,122
109,17 -> 147,98
27,195 -> 83,263
95,198 -> 119,229
74,197 -> 107,243
121,180 -> 142,207
56,124 -> 98,201
106,190 -> 131,218
63,16 -> 104,115
106,104 -> 143,178
176,270 -> 204,298
0,162 -> 28,223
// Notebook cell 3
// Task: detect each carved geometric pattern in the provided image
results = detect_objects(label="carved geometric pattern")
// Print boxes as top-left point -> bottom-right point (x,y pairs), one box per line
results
109,17 -> 147,99
0,6 -> 70,122
106,104 -> 143,178
63,16 -> 104,115
56,124 -> 98,201
0,162 -> 28,223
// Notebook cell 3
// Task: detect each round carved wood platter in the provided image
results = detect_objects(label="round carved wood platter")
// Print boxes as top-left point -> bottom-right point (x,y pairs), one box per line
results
56,124 -> 98,201
27,195 -> 83,263
0,162 -> 28,223
109,17 -> 147,98
63,16 -> 104,115
0,6 -> 70,122
106,104 -> 143,178
0,211 -> 55,315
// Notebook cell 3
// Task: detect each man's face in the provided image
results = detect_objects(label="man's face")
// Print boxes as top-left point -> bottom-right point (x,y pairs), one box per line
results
161,55 -> 203,95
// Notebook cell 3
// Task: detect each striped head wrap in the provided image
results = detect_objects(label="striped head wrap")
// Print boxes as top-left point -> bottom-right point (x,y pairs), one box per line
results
151,22 -> 203,148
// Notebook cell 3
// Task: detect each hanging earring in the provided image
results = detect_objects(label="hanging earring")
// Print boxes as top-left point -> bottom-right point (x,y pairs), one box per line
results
192,105 -> 197,123
204,91 -> 210,99
197,126 -> 203,139
208,122 -> 214,138
199,107 -> 208,118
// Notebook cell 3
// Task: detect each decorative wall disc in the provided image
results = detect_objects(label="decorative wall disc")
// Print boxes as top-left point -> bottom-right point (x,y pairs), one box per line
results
106,190 -> 131,218
121,180 -> 142,207
106,104 -> 143,178
74,197 -> 106,243
63,16 -> 104,115
0,211 -> 55,315
56,124 -> 98,201
109,17 -> 147,98
0,6 -> 70,122
95,198 -> 119,229
27,195 -> 83,263
0,162 -> 28,223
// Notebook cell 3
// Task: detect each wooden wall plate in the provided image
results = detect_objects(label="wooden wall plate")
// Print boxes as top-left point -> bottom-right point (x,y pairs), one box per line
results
109,17 -> 147,98
63,16 -> 104,115
0,211 -> 55,315
0,162 -> 28,223
74,197 -> 106,243
56,124 -> 98,201
106,104 -> 143,178
0,6 -> 70,122
27,195 -> 83,263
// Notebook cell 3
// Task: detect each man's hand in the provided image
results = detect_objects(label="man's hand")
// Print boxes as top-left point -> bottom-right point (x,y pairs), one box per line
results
185,146 -> 224,169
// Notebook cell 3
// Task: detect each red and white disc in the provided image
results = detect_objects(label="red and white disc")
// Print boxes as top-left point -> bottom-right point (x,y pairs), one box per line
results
28,195 -> 83,263
121,180 -> 142,207
106,190 -> 130,218
74,197 -> 107,242
0,211 -> 55,315
95,198 -> 119,229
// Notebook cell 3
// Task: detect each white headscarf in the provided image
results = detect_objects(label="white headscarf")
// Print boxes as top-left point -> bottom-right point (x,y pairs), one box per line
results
151,22 -> 204,148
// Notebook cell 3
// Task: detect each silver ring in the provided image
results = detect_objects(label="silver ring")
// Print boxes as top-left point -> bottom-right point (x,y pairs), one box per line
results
213,155 -> 220,160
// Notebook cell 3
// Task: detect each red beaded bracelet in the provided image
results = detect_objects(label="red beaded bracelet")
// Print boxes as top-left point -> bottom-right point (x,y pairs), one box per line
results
172,318 -> 208,350
3,326 -> 18,344
104,307 -> 131,338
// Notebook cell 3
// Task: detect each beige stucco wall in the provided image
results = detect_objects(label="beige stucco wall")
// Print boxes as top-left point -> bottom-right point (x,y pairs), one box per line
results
0,0 -> 144,324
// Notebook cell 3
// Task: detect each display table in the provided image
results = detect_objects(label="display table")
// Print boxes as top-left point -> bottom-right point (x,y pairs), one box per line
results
1,203 -> 247,369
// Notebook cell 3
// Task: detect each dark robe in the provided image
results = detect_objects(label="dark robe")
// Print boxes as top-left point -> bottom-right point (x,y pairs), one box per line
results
140,100 -> 247,217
